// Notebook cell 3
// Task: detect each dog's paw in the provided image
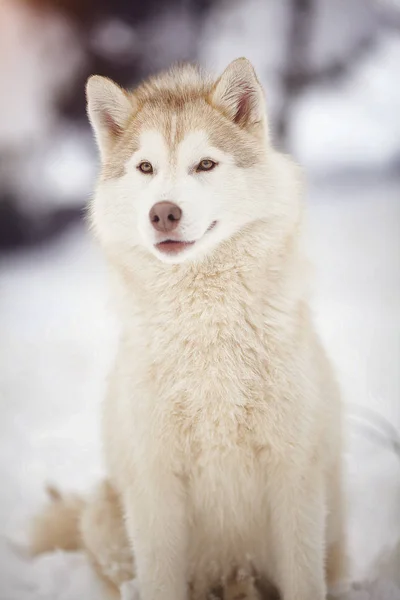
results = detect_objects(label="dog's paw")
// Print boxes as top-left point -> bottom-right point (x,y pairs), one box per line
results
223,567 -> 260,600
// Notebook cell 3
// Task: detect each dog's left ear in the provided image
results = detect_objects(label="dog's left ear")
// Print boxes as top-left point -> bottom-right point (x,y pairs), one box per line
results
210,58 -> 266,133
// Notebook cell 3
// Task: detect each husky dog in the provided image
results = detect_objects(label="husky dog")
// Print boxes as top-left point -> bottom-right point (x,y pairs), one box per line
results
31,59 -> 348,600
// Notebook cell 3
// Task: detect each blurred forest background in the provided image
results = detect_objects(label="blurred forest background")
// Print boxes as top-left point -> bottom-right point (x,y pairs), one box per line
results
0,1 -> 399,598
0,0 -> 399,247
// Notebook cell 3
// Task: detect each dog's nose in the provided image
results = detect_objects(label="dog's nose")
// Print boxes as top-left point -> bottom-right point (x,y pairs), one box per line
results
149,201 -> 182,233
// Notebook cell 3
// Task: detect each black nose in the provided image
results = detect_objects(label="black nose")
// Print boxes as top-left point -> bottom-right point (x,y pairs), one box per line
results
149,202 -> 182,233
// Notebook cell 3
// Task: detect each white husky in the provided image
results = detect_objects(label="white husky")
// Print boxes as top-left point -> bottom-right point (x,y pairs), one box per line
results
32,59 -> 348,600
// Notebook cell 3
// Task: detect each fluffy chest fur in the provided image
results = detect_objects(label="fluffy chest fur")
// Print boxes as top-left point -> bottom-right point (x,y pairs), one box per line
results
101,228 -> 326,588
104,223 -> 319,487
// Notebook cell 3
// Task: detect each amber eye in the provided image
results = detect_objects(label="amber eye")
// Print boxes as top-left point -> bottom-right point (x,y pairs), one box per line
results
196,159 -> 217,172
138,161 -> 153,174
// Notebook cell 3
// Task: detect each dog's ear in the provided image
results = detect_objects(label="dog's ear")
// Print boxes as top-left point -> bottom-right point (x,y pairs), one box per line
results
210,58 -> 266,132
86,76 -> 134,159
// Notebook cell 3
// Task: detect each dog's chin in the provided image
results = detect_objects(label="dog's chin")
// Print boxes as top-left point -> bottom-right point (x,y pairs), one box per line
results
150,222 -> 219,265
152,244 -> 200,265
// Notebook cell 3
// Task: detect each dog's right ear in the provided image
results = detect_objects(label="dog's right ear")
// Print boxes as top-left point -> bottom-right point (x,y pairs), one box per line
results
86,76 -> 134,159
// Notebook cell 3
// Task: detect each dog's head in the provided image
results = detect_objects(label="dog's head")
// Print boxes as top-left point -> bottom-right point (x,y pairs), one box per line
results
87,59 -> 290,265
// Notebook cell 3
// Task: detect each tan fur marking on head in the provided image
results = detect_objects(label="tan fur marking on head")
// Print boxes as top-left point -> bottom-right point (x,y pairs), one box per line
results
170,113 -> 178,147
101,133 -> 140,180
99,63 -> 265,180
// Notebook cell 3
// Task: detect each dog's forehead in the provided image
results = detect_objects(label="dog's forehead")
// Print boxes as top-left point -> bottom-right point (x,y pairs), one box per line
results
102,101 -> 259,180
135,101 -> 224,152
131,128 -> 213,165
137,102 -> 260,167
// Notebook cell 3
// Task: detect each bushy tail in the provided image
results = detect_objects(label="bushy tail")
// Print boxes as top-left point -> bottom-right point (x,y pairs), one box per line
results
30,485 -> 85,556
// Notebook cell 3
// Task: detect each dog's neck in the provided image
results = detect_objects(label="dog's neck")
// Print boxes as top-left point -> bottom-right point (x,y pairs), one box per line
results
109,217 -> 306,333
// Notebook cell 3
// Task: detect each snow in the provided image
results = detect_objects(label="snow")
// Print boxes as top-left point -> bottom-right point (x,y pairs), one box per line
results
290,35 -> 400,173
0,174 -> 399,598
0,541 -> 106,600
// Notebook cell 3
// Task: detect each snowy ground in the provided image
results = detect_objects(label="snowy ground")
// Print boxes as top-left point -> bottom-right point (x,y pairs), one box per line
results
0,174 -> 399,599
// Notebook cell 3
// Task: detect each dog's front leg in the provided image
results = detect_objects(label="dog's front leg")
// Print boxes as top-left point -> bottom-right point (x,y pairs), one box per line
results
269,464 -> 327,600
123,461 -> 188,600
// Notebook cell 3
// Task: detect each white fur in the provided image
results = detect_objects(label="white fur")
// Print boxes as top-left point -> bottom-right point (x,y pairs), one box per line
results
93,127 -> 275,265
88,60 -> 348,600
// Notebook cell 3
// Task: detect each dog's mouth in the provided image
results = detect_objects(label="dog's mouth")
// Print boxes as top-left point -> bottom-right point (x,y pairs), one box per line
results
155,221 -> 217,255
156,240 -> 195,255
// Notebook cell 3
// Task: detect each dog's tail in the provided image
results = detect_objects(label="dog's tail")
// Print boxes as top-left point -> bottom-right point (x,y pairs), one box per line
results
29,485 -> 85,555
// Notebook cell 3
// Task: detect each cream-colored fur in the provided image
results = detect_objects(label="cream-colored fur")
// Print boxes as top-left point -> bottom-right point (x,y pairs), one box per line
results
32,58 -> 348,600
30,482 -> 132,597
30,486 -> 84,556
30,482 -> 264,599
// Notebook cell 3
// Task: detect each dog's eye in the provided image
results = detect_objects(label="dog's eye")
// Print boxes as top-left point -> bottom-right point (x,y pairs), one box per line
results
138,161 -> 153,174
196,159 -> 217,172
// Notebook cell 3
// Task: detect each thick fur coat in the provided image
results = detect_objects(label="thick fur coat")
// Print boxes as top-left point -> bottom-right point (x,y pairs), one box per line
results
31,59 -> 348,600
